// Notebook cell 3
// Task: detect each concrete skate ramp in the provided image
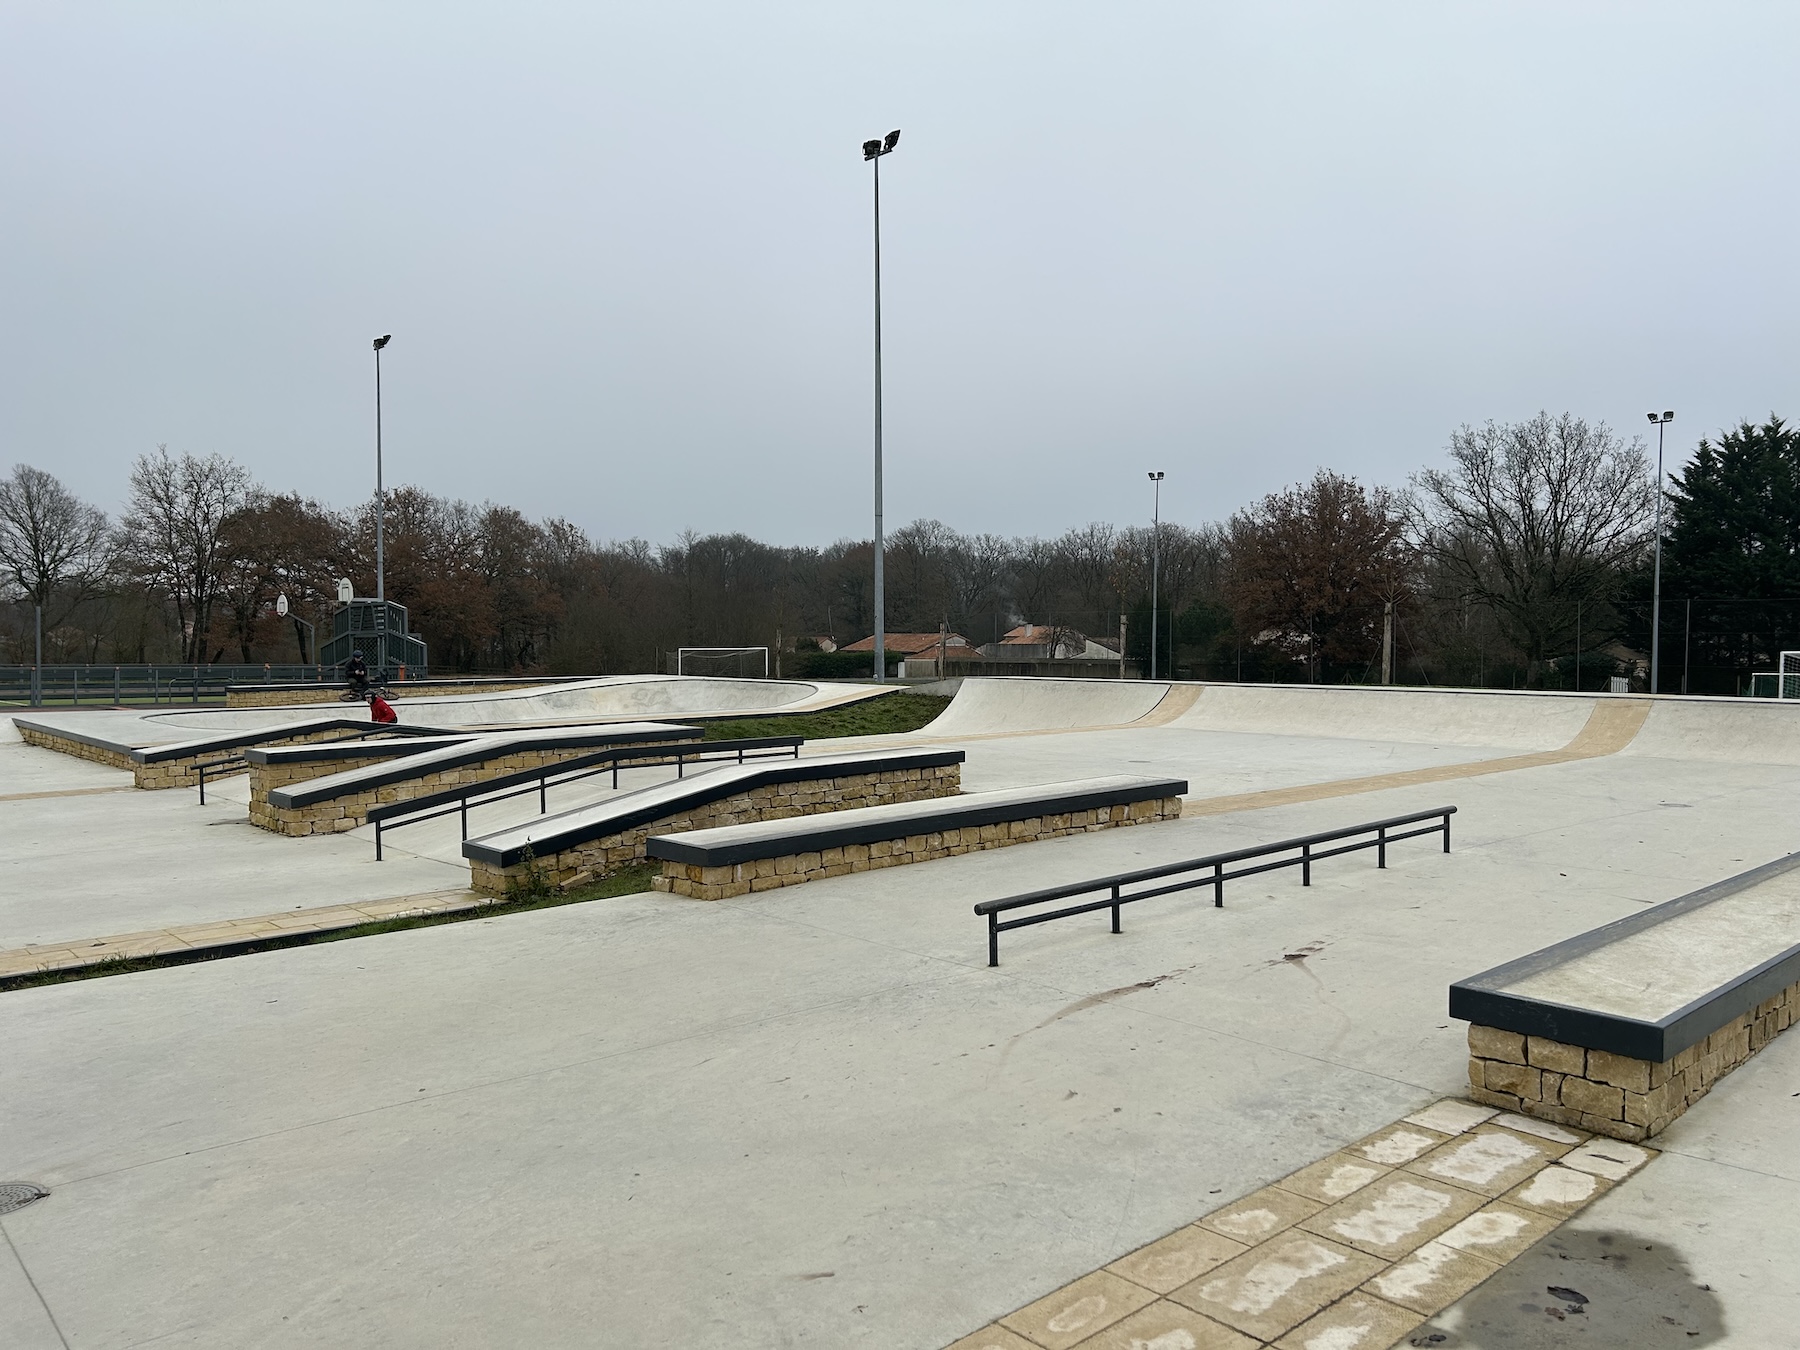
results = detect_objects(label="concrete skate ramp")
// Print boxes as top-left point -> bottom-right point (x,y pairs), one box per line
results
1169,684 -> 1600,750
132,675 -> 881,737
924,678 -> 1175,736
1623,695 -> 1800,765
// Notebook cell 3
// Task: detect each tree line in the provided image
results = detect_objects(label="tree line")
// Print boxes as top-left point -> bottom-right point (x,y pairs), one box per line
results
2,412 -> 1794,692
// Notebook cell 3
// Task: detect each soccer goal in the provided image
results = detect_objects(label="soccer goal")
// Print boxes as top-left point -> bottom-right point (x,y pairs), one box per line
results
1749,651 -> 1800,699
675,646 -> 770,679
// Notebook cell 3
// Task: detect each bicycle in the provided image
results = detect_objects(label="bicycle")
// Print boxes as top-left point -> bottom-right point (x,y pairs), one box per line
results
338,670 -> 392,703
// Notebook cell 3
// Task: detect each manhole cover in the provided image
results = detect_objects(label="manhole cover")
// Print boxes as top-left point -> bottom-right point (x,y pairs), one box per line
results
0,1183 -> 47,1215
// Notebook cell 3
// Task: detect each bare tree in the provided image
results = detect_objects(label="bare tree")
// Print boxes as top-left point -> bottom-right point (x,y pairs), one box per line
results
1413,412 -> 1654,684
0,464 -> 110,628
1227,470 -> 1412,681
116,446 -> 253,663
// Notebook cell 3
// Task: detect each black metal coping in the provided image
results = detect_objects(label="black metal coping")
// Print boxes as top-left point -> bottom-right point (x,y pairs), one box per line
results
268,724 -> 701,808
1450,852 -> 1800,1063
462,748 -> 968,869
369,736 -> 802,826
646,775 -> 1187,869
136,720 -> 447,764
246,735 -> 474,767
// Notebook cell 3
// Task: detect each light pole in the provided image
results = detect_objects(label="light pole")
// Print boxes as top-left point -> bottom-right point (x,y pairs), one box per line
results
373,334 -> 392,606
1646,409 -> 1674,694
1147,471 -> 1165,680
862,129 -> 899,680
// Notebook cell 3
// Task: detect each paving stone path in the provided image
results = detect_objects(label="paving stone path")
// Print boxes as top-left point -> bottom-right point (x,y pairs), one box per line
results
947,1099 -> 1656,1350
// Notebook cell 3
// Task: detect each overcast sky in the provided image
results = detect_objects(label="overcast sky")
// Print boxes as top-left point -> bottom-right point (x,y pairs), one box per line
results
3,3 -> 1795,547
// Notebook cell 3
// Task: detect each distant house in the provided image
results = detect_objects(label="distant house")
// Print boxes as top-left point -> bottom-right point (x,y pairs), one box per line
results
841,631 -> 980,677
840,631 -> 975,658
979,624 -> 1119,662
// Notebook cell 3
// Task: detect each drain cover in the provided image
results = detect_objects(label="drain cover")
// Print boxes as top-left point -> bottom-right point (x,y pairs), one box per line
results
0,1183 -> 47,1215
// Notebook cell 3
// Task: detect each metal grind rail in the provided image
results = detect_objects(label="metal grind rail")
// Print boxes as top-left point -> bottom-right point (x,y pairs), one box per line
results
973,805 -> 1456,967
193,725 -> 449,804
369,736 -> 804,860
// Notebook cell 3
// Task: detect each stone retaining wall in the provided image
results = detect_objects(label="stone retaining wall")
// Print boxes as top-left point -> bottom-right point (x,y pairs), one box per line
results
1468,975 -> 1799,1141
472,763 -> 963,896
136,727 -> 376,790
248,750 -> 432,824
654,794 -> 1184,901
252,737 -> 703,836
17,726 -> 135,771
225,679 -> 550,709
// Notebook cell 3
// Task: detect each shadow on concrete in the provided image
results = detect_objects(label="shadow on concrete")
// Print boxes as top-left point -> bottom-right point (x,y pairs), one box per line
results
1411,1228 -> 1725,1347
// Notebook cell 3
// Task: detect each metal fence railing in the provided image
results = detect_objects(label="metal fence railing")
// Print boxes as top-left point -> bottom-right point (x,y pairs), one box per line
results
0,664 -> 342,708
368,736 -> 806,860
972,806 -> 1457,966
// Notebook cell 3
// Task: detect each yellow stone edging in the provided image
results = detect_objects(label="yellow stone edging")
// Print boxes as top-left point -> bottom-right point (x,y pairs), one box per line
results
947,1099 -> 1656,1350
0,889 -> 483,982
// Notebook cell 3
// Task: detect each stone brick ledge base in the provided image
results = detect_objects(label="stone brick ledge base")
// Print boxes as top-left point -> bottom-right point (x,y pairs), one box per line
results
17,726 -> 135,772
137,726 -> 375,790
1468,977 -> 1798,1141
251,738 -> 702,837
472,763 -> 963,896
654,796 -> 1184,901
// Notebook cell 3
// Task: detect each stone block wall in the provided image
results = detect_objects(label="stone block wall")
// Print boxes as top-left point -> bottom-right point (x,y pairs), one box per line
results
471,763 -> 964,896
654,794 -> 1184,901
1468,977 -> 1798,1141
135,727 -> 372,790
17,726 -> 135,771
225,679 -> 549,708
251,737 -> 704,836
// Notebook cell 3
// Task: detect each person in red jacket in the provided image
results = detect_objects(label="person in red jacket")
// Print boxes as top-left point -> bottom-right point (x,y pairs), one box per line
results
368,691 -> 398,724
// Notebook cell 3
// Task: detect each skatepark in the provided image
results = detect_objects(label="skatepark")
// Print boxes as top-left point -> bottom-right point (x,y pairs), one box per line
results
3,674 -> 1796,1348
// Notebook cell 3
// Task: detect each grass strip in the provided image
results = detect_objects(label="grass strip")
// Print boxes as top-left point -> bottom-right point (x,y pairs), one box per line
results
0,866 -> 657,993
700,690 -> 950,742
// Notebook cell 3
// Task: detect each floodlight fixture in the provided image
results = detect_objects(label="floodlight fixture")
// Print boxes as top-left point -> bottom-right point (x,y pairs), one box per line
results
862,139 -> 882,159
883,129 -> 901,151
373,334 -> 391,351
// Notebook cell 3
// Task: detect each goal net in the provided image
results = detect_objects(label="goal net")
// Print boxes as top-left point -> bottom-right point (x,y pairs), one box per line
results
1751,652 -> 1800,699
675,646 -> 770,679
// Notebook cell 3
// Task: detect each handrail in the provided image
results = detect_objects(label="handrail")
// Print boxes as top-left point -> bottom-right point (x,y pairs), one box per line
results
193,725 -> 447,804
370,736 -> 804,859
973,805 -> 1456,967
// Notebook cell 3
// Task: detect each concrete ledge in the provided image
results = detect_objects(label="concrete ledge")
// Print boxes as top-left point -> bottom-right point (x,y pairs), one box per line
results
464,749 -> 966,895
648,775 -> 1187,900
1452,852 -> 1800,1140
15,721 -> 136,771
253,722 -> 701,836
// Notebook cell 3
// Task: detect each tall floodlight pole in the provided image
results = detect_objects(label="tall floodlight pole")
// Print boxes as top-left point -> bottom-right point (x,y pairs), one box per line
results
373,335 -> 392,606
1147,471 -> 1165,680
1646,410 -> 1674,693
862,129 -> 900,680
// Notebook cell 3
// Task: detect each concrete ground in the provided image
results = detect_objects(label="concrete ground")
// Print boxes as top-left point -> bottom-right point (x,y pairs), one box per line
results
2,687 -> 1798,1347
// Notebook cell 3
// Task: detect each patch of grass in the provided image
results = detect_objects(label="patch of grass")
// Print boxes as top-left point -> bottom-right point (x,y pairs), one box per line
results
0,865 -> 657,993
701,690 -> 951,742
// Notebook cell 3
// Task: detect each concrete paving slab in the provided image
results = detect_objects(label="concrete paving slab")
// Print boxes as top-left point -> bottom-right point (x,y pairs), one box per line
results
0,766 -> 466,948
10,682 -> 1800,1346
1,909 -> 1428,1349
0,1226 -> 66,1350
